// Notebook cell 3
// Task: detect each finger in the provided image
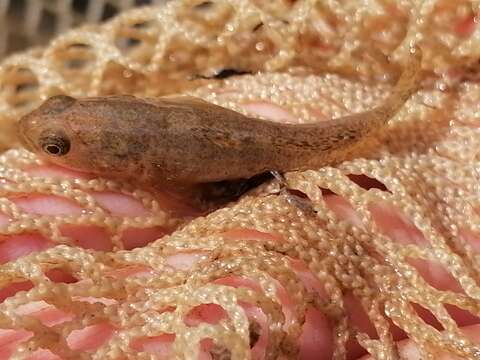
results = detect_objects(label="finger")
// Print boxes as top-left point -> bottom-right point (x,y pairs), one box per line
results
40,228 -> 331,360
4,95 -> 476,360
320,177 -> 480,357
2,171 -> 473,359
0,99 -> 331,359
222,98 -> 474,357
221,229 -> 334,360
324,190 -> 479,298
0,164 -> 199,265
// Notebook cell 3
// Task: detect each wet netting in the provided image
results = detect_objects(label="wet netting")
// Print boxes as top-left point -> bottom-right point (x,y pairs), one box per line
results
0,0 -> 480,359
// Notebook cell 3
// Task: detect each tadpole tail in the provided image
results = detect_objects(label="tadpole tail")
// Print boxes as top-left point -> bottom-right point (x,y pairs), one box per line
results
267,47 -> 425,172
368,46 -> 424,126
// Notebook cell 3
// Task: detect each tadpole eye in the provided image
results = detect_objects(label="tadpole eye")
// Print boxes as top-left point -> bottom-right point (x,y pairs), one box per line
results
40,134 -> 71,156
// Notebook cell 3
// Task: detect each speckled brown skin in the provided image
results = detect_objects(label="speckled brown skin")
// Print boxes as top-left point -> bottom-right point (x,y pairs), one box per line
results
16,50 -> 422,203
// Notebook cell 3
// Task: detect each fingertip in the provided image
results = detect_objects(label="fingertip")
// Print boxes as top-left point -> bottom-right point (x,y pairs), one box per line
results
299,307 -> 334,360
0,233 -> 51,264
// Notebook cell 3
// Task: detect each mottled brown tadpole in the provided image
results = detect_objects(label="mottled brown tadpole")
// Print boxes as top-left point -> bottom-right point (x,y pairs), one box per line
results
16,48 -> 423,212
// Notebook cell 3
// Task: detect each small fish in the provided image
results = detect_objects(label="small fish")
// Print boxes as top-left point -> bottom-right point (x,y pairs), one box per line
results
16,49 -> 423,208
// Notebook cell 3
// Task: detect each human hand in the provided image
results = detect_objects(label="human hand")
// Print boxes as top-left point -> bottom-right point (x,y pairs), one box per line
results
1,76 -> 477,360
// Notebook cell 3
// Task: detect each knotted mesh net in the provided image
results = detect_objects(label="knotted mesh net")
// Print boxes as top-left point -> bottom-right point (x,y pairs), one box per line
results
0,0 -> 480,359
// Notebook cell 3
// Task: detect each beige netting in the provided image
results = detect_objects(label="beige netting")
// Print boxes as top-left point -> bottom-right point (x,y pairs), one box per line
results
0,0 -> 480,359
0,1 -> 170,58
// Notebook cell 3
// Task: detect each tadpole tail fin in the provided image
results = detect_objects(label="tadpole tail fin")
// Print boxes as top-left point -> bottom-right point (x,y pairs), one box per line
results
369,46 -> 424,125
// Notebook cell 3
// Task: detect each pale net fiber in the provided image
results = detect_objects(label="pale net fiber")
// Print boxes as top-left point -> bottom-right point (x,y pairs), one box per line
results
0,0 -> 479,359
0,0 -> 170,58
